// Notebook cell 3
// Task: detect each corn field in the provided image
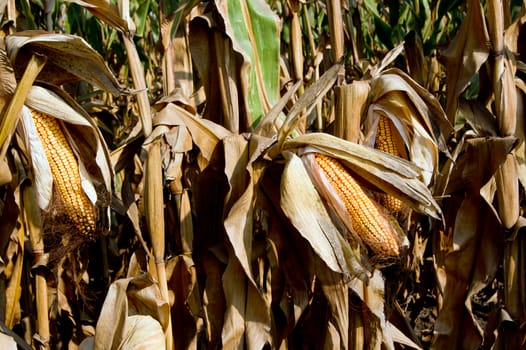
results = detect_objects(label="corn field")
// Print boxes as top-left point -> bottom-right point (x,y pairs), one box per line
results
0,0 -> 525,349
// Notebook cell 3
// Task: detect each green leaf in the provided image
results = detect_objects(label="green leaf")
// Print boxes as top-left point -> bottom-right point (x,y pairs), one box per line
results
134,0 -> 152,37
218,0 -> 281,128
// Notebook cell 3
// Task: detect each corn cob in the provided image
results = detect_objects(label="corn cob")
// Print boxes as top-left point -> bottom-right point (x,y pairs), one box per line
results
30,109 -> 96,238
374,116 -> 404,214
313,153 -> 401,257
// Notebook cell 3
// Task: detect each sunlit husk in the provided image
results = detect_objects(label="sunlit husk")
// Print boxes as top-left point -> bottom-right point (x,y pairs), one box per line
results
362,70 -> 452,187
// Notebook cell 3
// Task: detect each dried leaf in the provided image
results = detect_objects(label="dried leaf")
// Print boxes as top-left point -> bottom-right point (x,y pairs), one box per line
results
0,48 -> 16,99
314,257 -> 348,349
120,315 -> 165,349
0,159 -> 11,186
201,253 -> 226,348
154,103 -> 231,164
458,99 -> 499,137
433,194 -> 503,349
388,322 -> 423,350
6,31 -> 126,94
441,0 -> 490,122
94,274 -> 170,350
166,255 -> 200,349
221,251 -> 271,349
66,0 -> 131,33
349,271 -> 391,349
217,134 -> 275,348
440,136 -> 516,195
277,62 -> 342,143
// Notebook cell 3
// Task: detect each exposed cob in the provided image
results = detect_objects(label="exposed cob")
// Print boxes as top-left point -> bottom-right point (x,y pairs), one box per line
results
30,109 -> 96,238
313,153 -> 401,257
374,116 -> 404,214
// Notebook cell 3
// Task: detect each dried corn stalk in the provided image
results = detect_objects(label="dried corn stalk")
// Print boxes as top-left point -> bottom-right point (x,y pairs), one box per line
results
29,108 -> 96,238
304,151 -> 402,257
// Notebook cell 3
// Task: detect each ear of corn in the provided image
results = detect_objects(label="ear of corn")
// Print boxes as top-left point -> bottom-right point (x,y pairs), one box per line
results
312,152 -> 401,257
30,108 -> 96,238
374,116 -> 405,214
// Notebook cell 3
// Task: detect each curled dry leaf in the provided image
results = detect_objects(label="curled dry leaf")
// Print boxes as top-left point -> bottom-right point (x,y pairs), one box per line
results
433,191 -> 504,348
437,136 -> 517,196
0,49 -> 16,106
154,102 -> 232,166
5,31 -> 127,94
165,255 -> 201,349
121,315 -> 165,350
313,256 -> 349,349
80,316 -> 165,350
0,49 -> 16,186
441,0 -> 490,122
67,0 -> 132,33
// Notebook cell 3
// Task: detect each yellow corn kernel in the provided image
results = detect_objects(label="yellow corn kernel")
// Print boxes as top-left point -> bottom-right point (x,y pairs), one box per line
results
375,116 -> 401,156
374,116 -> 404,214
30,109 -> 96,237
313,153 -> 400,257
